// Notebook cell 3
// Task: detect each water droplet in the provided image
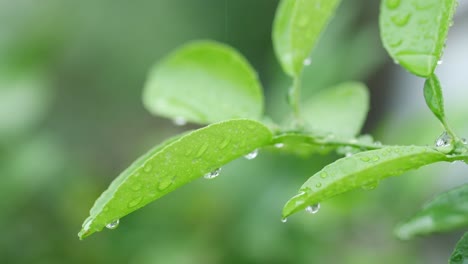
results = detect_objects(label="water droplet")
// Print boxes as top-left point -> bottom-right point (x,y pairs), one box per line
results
360,156 -> 370,162
370,155 -> 380,162
385,0 -> 400,9
244,149 -> 258,160
303,58 -> 312,66
219,137 -> 231,149
305,204 -> 320,214
462,138 -> 467,145
143,164 -> 153,173
158,176 -> 176,191
393,59 -> 400,64
319,172 -> 328,179
172,117 -> 187,126
315,182 -> 322,188
106,219 -> 120,230
275,143 -> 284,148
412,0 -> 434,10
437,60 -> 443,65
128,196 -> 143,208
391,13 -> 411,27
281,218 -> 288,223
362,181 -> 379,191
389,38 -> 402,47
345,152 -> 353,157
435,131 -> 452,147
195,143 -> 209,158
204,168 -> 221,179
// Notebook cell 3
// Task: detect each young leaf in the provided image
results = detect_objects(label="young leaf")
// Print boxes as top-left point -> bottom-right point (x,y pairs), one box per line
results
424,74 -> 447,125
302,82 -> 369,138
273,0 -> 341,77
78,119 -> 272,239
380,0 -> 458,77
282,146 -> 450,218
394,184 -> 468,240
143,41 -> 264,125
450,233 -> 468,264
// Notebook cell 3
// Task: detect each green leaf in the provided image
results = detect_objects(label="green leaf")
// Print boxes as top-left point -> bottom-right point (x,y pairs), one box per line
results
282,146 -> 450,218
424,74 -> 446,125
379,0 -> 458,77
394,184 -> 468,240
450,232 -> 468,264
78,119 -> 272,239
143,41 -> 264,125
273,0 -> 341,77
302,82 -> 369,138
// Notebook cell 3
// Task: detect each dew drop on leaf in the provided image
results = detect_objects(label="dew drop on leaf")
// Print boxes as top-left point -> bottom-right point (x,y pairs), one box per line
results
281,218 -> 288,223
303,58 -> 312,66
244,149 -> 259,160
435,131 -> 452,147
106,219 -> 120,230
172,117 -> 187,126
385,0 -> 401,9
437,60 -> 443,65
305,204 -> 320,214
143,163 -> 153,173
319,172 -> 328,179
204,168 -> 221,179
274,143 -> 284,148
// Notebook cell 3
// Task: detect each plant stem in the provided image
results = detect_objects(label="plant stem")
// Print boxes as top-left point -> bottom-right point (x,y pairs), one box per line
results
288,77 -> 302,128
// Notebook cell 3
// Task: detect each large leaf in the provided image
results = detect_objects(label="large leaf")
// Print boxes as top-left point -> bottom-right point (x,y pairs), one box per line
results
273,0 -> 341,77
302,82 -> 369,138
143,41 -> 264,125
282,146 -> 451,218
394,184 -> 468,240
450,233 -> 468,264
78,119 -> 272,239
380,0 -> 458,77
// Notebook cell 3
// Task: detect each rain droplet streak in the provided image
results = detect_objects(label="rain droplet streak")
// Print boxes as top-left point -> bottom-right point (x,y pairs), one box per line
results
305,204 -> 320,214
204,168 -> 221,179
244,149 -> 259,160
435,131 -> 452,147
195,143 -> 209,158
219,137 -> 231,149
385,0 -> 400,9
172,117 -> 187,126
275,143 -> 285,148
106,219 -> 120,230
303,58 -> 312,66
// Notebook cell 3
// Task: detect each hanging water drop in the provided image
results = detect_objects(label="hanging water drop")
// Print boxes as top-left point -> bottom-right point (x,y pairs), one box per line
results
281,218 -> 288,223
172,117 -> 187,126
275,143 -> 284,148
435,131 -> 452,147
437,60 -> 443,65
305,204 -> 320,214
462,138 -> 467,145
204,168 -> 221,179
106,219 -> 120,230
244,149 -> 259,160
303,58 -> 312,66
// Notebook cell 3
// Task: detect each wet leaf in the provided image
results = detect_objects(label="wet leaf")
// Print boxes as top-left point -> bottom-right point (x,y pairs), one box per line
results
395,184 -> 468,240
380,0 -> 458,77
273,0 -> 341,77
143,41 -> 264,124
424,74 -> 446,125
283,146 -> 450,218
79,119 -> 272,239
450,232 -> 468,264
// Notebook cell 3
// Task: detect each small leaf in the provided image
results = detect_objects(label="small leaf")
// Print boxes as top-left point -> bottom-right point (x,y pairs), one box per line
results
424,74 -> 446,125
394,184 -> 468,240
78,119 -> 272,239
302,82 -> 369,138
283,146 -> 450,218
450,232 -> 468,264
380,0 -> 458,77
143,41 -> 264,124
273,0 -> 341,77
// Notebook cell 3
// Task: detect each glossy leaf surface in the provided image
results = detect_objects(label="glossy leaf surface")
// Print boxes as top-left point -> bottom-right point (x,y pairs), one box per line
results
143,41 -> 264,124
395,184 -> 468,240
273,0 -> 341,77
424,74 -> 446,125
283,146 -> 450,218
302,82 -> 369,138
380,0 -> 457,77
450,233 -> 468,264
79,119 -> 272,239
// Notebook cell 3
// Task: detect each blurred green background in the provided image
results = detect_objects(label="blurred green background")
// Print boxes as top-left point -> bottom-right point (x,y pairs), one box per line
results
1,0 -> 467,263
